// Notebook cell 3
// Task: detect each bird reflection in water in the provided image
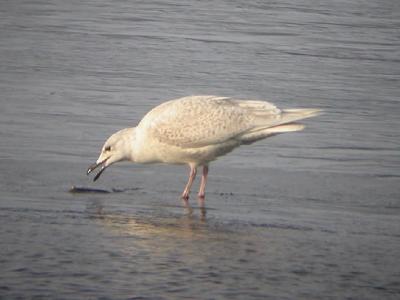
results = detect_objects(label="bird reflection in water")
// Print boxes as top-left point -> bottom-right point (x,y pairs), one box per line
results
182,196 -> 207,221
85,197 -> 210,239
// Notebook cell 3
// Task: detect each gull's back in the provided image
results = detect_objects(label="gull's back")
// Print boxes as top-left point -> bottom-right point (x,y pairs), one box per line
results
138,95 -> 320,149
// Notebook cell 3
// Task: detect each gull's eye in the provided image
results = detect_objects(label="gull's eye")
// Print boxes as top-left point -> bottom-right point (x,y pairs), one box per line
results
104,146 -> 111,152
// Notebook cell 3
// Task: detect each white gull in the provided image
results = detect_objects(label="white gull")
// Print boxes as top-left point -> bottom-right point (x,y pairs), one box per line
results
87,95 -> 321,200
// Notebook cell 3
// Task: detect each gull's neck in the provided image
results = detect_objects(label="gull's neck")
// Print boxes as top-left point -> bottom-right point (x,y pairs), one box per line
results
117,127 -> 136,162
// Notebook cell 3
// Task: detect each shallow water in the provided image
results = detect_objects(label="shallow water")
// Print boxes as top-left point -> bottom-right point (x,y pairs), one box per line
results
1,0 -> 399,299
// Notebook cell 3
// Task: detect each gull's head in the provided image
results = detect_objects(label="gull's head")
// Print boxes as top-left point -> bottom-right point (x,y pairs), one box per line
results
87,127 -> 136,181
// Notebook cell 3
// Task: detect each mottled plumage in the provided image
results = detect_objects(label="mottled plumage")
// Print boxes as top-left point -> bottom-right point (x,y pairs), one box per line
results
142,96 -> 279,147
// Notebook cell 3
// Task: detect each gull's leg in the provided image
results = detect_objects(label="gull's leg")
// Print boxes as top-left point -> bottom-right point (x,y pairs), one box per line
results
181,164 -> 197,201
198,165 -> 209,199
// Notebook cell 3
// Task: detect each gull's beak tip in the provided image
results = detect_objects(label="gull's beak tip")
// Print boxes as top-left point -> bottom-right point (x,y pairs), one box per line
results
86,163 -> 97,176
87,159 -> 107,182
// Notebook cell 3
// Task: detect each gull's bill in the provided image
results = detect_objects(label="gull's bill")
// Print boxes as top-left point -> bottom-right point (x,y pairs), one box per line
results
87,159 -> 107,181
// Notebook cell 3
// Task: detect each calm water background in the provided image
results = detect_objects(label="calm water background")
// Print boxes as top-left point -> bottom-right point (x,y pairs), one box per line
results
1,0 -> 399,299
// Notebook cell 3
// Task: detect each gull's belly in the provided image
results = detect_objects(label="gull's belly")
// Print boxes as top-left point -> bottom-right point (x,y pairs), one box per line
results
153,139 -> 240,166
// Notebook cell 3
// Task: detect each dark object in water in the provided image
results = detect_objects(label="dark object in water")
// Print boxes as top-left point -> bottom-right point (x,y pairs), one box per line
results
69,185 -> 110,194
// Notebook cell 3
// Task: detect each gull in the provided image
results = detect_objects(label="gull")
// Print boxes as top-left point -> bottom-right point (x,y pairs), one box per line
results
87,95 -> 320,201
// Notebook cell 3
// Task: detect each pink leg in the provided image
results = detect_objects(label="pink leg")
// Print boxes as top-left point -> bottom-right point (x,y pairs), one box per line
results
198,165 -> 209,199
181,164 -> 197,201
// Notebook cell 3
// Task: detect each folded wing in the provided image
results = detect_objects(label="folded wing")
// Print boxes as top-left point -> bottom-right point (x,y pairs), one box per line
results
141,95 -> 320,148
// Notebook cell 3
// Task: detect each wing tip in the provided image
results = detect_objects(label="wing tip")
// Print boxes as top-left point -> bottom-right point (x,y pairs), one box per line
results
283,108 -> 323,118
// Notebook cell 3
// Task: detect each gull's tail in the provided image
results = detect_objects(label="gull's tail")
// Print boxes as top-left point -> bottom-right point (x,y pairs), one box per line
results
240,108 -> 322,144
